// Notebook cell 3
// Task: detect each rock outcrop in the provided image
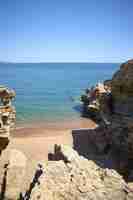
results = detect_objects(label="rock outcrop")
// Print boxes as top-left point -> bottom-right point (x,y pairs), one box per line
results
0,149 -> 27,200
23,145 -> 133,200
0,86 -> 16,153
80,60 -> 133,120
1,144 -> 133,200
81,60 -> 133,181
111,59 -> 133,116
106,60 -> 133,179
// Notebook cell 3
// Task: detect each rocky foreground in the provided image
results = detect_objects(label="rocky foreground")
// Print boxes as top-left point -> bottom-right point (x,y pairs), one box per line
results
0,145 -> 132,200
0,60 -> 133,199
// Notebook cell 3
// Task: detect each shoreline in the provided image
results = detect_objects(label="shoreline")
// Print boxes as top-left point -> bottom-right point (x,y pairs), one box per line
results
9,117 -> 97,161
12,117 -> 97,138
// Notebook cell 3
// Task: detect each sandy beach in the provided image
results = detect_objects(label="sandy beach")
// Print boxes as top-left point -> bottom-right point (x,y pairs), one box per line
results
8,118 -> 97,162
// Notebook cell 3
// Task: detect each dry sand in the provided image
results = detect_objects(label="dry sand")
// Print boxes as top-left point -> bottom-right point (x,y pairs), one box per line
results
8,118 -> 97,162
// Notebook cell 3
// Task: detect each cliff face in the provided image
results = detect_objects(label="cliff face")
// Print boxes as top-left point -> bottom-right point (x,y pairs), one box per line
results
80,60 -> 133,182
110,60 -> 133,173
112,60 -> 133,116
0,86 -> 16,153
93,60 -> 133,182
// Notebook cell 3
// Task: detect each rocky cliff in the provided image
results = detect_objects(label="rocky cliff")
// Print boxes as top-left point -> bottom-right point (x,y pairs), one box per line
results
112,59 -> 133,116
81,60 -> 133,181
110,60 -> 133,181
0,86 -> 16,154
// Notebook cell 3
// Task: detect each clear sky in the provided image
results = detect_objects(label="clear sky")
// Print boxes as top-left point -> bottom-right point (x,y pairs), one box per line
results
1,0 -> 133,62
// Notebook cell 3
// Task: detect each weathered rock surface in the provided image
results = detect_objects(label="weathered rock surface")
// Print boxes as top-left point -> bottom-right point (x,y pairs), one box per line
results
0,145 -> 132,200
80,60 -> 133,181
27,146 -> 132,200
0,86 -> 16,154
108,60 -> 133,178
112,59 -> 133,115
0,148 -> 27,199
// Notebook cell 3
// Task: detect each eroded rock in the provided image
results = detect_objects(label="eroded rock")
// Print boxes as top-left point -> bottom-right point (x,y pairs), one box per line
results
0,86 -> 16,154
28,146 -> 131,200
111,59 -> 133,116
0,149 -> 27,200
79,60 -> 133,181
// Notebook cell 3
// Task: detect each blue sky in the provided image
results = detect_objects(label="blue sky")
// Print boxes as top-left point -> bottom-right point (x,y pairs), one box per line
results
0,0 -> 133,62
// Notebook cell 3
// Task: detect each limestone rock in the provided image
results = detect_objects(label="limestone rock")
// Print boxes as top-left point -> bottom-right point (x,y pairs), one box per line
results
5,150 -> 27,199
0,149 -> 27,200
28,146 -> 130,200
0,86 -> 16,154
0,86 -> 15,100
111,59 -> 133,115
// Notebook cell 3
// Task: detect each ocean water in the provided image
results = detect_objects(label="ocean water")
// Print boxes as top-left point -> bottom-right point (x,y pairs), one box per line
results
0,63 -> 119,125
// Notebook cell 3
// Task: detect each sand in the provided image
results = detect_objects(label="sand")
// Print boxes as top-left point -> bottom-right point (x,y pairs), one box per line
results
8,118 -> 97,162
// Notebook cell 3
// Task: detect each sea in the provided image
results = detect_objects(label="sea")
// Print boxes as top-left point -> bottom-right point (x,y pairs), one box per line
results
0,63 -> 120,126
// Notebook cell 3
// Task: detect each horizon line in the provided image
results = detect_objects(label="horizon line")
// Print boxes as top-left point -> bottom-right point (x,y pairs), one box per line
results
0,61 -> 122,64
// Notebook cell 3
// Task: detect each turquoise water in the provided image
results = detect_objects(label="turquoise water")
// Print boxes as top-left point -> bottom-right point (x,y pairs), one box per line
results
0,63 -> 119,125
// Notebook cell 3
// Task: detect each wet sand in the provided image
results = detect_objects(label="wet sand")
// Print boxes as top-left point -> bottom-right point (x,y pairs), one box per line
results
8,118 -> 97,161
